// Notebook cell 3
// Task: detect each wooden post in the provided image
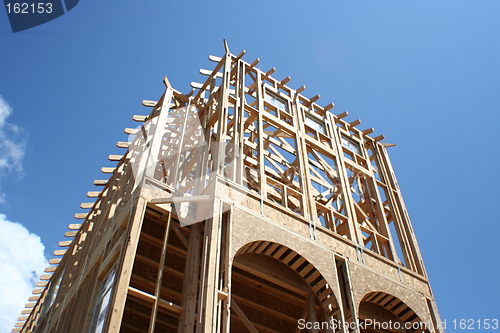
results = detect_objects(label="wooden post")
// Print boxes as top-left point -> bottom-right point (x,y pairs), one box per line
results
326,112 -> 363,244
198,200 -> 224,333
106,195 -> 147,332
292,95 -> 316,234
220,205 -> 233,333
148,213 -> 172,333
141,82 -> 175,183
179,223 -> 202,332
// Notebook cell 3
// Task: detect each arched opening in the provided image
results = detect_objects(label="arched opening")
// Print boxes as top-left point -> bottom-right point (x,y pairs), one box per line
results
358,292 -> 429,333
230,241 -> 341,333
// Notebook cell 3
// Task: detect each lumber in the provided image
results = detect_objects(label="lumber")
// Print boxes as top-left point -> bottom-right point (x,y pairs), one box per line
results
337,111 -> 348,119
142,100 -> 157,107
280,76 -> 291,85
16,47 -> 435,333
231,300 -> 259,333
324,102 -> 335,111
108,154 -> 123,161
116,141 -> 130,148
209,55 -> 222,62
200,69 -> 223,78
250,58 -> 260,67
191,82 -> 204,89
124,128 -> 139,135
101,167 -> 115,173
309,94 -> 320,103
132,115 -> 147,122
362,128 -> 375,134
236,49 -> 246,59
349,119 -> 361,127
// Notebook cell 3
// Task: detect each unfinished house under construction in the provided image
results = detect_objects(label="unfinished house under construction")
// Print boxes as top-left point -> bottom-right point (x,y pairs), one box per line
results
14,43 -> 443,333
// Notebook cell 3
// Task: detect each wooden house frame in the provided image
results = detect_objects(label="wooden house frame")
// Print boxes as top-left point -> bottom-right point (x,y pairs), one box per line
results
13,42 -> 443,333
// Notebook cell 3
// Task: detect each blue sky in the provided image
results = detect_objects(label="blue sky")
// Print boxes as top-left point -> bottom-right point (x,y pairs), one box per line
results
0,0 -> 499,331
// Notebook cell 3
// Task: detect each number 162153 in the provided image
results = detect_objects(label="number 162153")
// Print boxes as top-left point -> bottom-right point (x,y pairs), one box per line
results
5,2 -> 53,14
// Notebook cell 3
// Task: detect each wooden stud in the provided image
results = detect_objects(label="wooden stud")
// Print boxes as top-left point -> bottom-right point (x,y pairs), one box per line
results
309,94 -> 320,103
349,119 -> 361,127
231,300 -> 259,333
209,55 -> 222,62
64,231 -> 77,237
108,155 -> 123,161
179,224 -> 202,331
80,202 -> 93,209
124,128 -> 138,135
337,111 -> 348,119
106,196 -> 148,331
142,100 -> 157,107
200,69 -> 223,78
362,128 -> 375,134
132,115 -> 148,122
266,67 -> 276,75
191,82 -> 204,89
250,58 -> 260,67
280,76 -> 291,85
116,141 -> 130,149
101,167 -> 115,174
324,102 -> 335,111
93,180 -> 107,186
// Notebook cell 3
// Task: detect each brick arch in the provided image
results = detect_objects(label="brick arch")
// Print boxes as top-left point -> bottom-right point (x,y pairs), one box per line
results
359,291 -> 430,332
235,240 -> 341,320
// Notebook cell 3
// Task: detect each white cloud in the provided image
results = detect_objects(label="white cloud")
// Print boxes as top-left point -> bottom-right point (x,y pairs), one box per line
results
0,95 -> 12,127
0,95 -> 27,202
0,96 -> 41,333
0,214 -> 48,333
